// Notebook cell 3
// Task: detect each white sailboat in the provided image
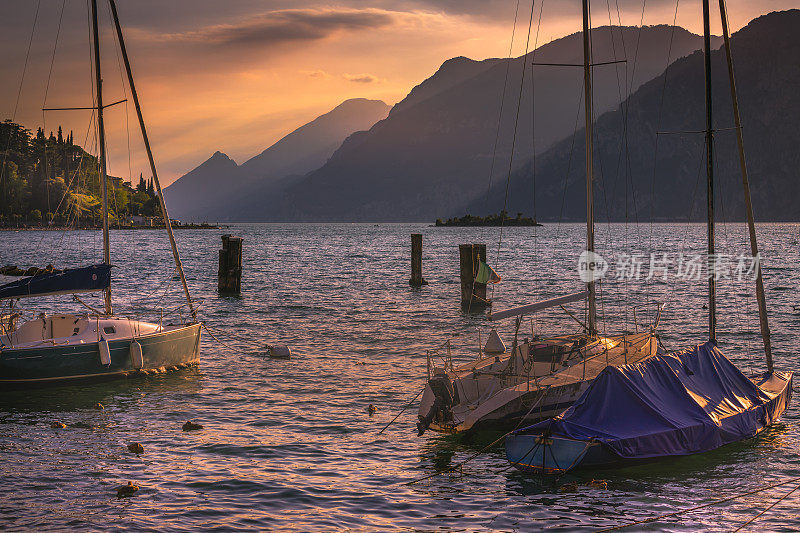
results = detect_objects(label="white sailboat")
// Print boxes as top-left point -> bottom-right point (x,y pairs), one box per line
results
417,0 -> 662,435
0,0 -> 201,385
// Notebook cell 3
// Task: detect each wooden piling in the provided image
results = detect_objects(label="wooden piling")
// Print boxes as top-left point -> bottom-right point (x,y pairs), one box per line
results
218,234 -> 243,294
459,243 -> 488,308
409,233 -> 428,286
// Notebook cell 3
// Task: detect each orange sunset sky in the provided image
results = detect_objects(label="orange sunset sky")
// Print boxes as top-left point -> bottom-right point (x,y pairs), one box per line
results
1,1 -> 794,185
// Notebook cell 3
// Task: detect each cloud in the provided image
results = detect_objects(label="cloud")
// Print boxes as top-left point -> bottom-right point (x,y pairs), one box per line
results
343,73 -> 383,84
301,69 -> 332,79
144,8 -> 399,49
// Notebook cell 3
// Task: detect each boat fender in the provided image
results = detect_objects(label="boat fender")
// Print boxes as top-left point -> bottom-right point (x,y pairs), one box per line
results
130,341 -> 144,370
99,337 -> 111,366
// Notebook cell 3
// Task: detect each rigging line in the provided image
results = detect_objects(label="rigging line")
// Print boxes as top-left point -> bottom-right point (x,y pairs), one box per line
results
646,0 -> 681,329
527,0 -> 545,304
1,0 -> 41,195
493,0 -> 537,272
482,0 -> 521,306
41,0 -> 67,226
482,0 -> 521,218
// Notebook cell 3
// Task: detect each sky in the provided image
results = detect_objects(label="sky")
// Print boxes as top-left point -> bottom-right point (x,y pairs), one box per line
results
0,1 -> 794,185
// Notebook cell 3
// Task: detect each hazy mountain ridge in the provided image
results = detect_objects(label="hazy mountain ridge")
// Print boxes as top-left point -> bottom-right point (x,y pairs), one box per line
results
164,98 -> 390,221
466,9 -> 800,222
246,25 -> 716,221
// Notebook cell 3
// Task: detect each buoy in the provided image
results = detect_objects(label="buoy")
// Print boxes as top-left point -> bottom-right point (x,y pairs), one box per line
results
116,481 -> 139,498
182,420 -> 203,431
267,345 -> 292,359
94,403 -> 104,410
50,420 -> 67,429
367,404 -> 377,415
127,442 -> 144,454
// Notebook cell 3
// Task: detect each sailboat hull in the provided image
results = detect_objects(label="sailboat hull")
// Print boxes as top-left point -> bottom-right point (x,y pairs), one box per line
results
0,323 -> 201,386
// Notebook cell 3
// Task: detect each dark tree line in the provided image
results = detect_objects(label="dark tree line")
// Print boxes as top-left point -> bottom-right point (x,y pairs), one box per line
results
0,119 -> 160,226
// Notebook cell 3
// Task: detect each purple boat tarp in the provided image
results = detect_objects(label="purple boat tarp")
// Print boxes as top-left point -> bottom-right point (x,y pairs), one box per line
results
515,341 -> 792,459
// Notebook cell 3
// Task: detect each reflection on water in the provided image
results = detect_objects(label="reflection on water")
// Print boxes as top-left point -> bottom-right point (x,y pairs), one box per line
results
0,223 -> 798,531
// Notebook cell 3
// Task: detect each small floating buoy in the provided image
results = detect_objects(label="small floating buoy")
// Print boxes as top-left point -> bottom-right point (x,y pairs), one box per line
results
116,481 -> 139,498
586,479 -> 608,490
94,403 -> 104,410
367,404 -> 377,415
267,345 -> 292,359
127,442 -> 144,454
50,420 -> 67,429
182,420 -> 203,431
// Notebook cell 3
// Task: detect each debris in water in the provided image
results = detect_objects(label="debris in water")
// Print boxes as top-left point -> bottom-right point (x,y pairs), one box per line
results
127,442 -> 144,454
116,481 -> 139,498
182,420 -> 203,431
50,421 -> 67,429
559,482 -> 579,494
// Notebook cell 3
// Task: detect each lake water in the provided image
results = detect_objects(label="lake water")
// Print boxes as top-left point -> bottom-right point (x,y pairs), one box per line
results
1,223 -> 798,531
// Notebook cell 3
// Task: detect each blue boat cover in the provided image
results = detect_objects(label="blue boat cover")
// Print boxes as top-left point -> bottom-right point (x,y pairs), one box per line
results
518,341 -> 791,459
0,264 -> 111,300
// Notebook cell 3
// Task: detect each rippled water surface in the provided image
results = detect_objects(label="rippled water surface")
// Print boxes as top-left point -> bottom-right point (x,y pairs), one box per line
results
1,223 -> 798,531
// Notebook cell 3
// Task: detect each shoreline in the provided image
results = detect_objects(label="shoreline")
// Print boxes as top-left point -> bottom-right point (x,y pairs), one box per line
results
0,224 -> 220,231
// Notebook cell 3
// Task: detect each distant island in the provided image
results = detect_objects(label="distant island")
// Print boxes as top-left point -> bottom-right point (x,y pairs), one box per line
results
435,212 -> 542,227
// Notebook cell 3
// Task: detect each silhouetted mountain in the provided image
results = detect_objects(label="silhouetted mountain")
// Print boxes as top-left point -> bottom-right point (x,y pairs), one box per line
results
248,25 -> 715,221
468,9 -> 800,222
164,98 -> 390,221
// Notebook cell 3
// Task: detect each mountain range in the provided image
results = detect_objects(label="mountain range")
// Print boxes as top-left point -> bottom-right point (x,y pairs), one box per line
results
469,9 -> 800,222
164,98 -> 390,221
166,11 -> 799,222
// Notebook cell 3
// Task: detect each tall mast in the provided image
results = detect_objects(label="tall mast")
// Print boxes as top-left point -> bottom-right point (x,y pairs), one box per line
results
702,0 -> 715,341
91,0 -> 112,316
107,0 -> 197,322
718,0 -> 773,370
582,0 -> 596,336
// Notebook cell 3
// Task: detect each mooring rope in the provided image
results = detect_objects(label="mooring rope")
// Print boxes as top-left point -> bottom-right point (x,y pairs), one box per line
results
201,322 -> 271,354
404,385 -> 550,486
377,386 -> 425,435
595,476 -> 800,532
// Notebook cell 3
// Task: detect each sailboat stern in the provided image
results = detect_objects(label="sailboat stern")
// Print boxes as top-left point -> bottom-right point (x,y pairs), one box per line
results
417,373 -> 458,435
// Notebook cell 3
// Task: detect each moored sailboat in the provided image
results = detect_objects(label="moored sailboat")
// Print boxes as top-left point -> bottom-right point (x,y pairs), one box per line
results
505,0 -> 793,473
0,0 -> 201,386
417,0 -> 662,436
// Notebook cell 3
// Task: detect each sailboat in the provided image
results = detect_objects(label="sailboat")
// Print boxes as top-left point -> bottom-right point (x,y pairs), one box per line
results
416,0 -> 662,436
0,0 -> 201,386
505,0 -> 793,472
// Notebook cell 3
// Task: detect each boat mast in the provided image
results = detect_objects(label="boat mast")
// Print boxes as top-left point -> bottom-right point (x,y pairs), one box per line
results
107,0 -> 197,322
702,0 -> 716,342
90,0 -> 112,316
582,0 -> 597,336
717,0 -> 773,371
